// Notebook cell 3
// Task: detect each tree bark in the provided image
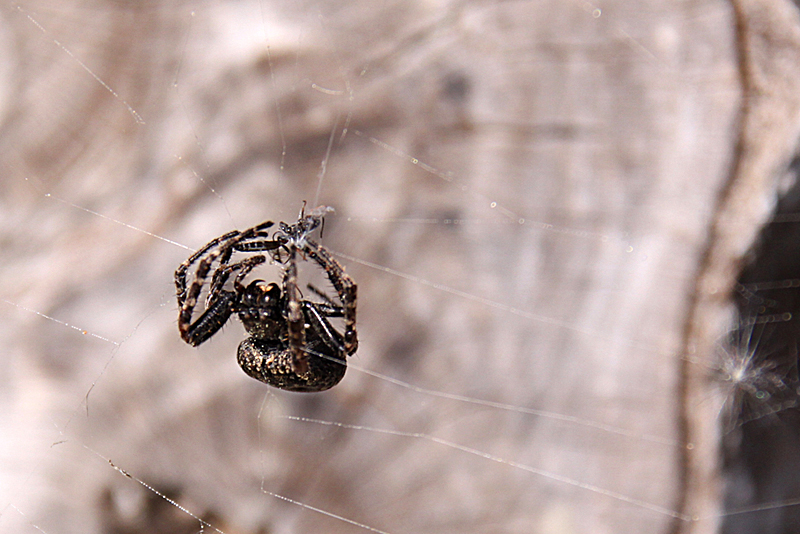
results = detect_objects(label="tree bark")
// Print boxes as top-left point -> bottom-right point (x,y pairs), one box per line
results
2,1 -> 800,533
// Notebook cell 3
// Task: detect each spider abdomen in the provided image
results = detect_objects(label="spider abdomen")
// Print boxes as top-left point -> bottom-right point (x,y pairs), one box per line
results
237,337 -> 346,392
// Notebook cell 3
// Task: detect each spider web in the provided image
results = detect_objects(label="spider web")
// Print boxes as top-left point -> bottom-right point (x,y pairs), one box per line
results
1,1 -> 799,533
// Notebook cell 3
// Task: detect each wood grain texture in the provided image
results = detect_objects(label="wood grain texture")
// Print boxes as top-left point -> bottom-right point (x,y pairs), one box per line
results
2,1 -> 796,533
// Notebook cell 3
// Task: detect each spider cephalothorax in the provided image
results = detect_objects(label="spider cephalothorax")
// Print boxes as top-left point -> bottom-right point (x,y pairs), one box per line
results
174,206 -> 357,392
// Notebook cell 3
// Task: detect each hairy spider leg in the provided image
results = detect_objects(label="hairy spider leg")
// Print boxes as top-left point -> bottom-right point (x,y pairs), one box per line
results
175,228 -> 240,302
233,236 -> 284,253
176,221 -> 276,345
178,244 -> 238,345
302,240 -> 358,356
175,220 -> 274,301
306,283 -> 337,307
305,283 -> 345,318
207,255 -> 267,306
181,291 -> 237,346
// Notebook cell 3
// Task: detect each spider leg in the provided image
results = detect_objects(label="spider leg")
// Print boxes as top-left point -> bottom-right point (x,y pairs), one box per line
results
175,229 -> 240,303
207,255 -> 267,305
222,221 -> 276,254
306,283 -> 336,306
301,240 -> 358,356
181,290 -> 237,346
232,256 -> 267,292
233,237 -> 283,253
175,224 -> 266,303
309,301 -> 343,318
176,220 -> 275,296
303,301 -> 345,355
306,283 -> 344,317
197,255 -> 265,340
176,221 -> 276,346
178,244 -> 238,346
284,244 -> 309,375
178,242 -> 228,344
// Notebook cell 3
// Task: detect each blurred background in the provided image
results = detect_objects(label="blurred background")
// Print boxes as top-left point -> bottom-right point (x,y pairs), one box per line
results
2,1 -> 800,533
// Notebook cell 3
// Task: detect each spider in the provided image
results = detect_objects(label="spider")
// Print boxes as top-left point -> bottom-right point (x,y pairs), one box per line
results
174,206 -> 357,392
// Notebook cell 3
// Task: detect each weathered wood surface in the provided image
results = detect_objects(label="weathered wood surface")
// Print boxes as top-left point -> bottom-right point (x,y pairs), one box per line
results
2,1 -> 799,533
